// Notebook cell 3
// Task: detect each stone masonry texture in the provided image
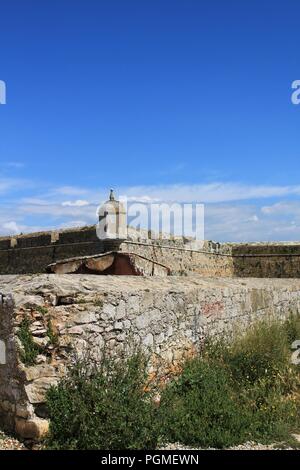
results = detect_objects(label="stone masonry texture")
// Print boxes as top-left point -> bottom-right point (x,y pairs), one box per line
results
1,274 -> 300,440
1,225 -> 300,277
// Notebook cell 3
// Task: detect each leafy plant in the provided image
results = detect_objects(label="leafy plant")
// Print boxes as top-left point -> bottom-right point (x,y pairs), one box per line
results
160,315 -> 300,448
224,320 -> 290,385
46,319 -> 59,346
46,352 -> 158,450
35,306 -> 48,315
159,358 -> 249,448
17,318 -> 39,366
44,315 -> 300,449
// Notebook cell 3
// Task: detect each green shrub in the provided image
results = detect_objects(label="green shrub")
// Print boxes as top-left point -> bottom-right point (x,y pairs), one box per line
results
17,318 -> 39,366
45,315 -> 300,449
159,358 -> 249,448
240,379 -> 299,442
224,320 -> 290,385
46,352 -> 158,450
160,316 -> 300,448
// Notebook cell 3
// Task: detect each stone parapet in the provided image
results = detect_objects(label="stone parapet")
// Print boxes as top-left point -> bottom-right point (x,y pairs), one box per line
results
0,274 -> 300,439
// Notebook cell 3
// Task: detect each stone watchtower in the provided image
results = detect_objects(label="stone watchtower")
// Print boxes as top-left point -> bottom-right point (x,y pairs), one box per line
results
97,189 -> 127,252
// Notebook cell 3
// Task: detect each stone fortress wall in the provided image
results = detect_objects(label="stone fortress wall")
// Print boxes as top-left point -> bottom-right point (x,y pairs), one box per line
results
1,225 -> 300,277
0,226 -> 102,275
1,274 -> 300,439
1,224 -> 300,439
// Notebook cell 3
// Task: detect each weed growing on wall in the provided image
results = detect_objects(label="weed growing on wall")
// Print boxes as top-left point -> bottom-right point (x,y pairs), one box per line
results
17,318 -> 40,366
46,320 -> 59,346
35,306 -> 48,315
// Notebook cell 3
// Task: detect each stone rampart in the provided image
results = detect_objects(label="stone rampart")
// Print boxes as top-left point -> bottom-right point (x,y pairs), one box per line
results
1,226 -> 300,277
0,274 -> 300,439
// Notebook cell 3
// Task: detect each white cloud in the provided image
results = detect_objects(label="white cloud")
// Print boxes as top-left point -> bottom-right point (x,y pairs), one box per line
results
261,201 -> 300,216
1,221 -> 20,235
0,177 -> 28,194
21,203 -> 97,220
124,195 -> 161,203
62,200 -> 90,207
54,186 -> 88,196
205,202 -> 300,242
245,215 -> 259,222
37,182 -> 300,206
120,183 -> 300,203
58,220 -> 88,229
21,197 -> 51,206
1,179 -> 300,241
4,162 -> 25,169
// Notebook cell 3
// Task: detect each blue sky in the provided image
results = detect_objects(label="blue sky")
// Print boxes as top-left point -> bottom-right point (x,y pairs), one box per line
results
0,0 -> 300,241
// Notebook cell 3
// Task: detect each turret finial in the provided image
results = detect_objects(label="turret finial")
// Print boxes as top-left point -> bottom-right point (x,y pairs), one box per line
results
109,189 -> 115,201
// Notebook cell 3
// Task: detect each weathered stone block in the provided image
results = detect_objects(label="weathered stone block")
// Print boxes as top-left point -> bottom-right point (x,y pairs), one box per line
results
1,273 -> 300,440
15,417 -> 49,440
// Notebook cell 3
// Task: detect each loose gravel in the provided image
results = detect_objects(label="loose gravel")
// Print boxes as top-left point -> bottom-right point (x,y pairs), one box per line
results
0,430 -> 26,450
1,429 -> 299,451
160,436 -> 300,451
160,442 -> 289,450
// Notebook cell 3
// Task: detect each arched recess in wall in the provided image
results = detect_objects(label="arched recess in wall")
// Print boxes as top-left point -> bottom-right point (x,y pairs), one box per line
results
0,340 -> 6,365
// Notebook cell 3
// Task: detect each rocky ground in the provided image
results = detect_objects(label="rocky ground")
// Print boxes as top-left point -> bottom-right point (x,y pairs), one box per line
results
0,430 -> 26,450
161,441 -> 299,450
1,428 -> 299,451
